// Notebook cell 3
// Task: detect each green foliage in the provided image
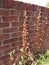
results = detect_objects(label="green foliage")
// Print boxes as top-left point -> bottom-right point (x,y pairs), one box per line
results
46,2 -> 49,8
18,48 -> 33,65
36,50 -> 49,65
8,50 -> 16,65
8,50 -> 15,60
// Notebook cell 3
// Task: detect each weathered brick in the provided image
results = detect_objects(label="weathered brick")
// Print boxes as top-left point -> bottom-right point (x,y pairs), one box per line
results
11,41 -> 22,48
39,6 -> 46,12
0,0 -> 7,8
0,54 -> 9,61
0,41 -> 2,46
11,10 -> 24,16
29,26 -> 36,30
3,38 -> 15,44
27,16 -> 31,21
19,27 -> 23,31
3,57 -> 10,65
26,11 -> 32,16
0,23 -> 9,28
11,22 -> 23,27
0,0 -> 13,8
0,0 -> 2,8
19,16 -> 25,21
11,33 -> 18,38
46,8 -> 49,13
17,32 -> 22,36
0,34 -> 10,41
2,28 -> 18,33
0,17 -> 1,22
3,37 -> 18,44
23,3 -> 32,10
0,51 -> 3,57
29,30 -> 35,34
13,1 -> 19,9
7,0 -> 14,8
0,9 -> 11,16
0,44 -> 10,51
2,16 -> 18,22
39,16 -> 45,20
0,29 -> 2,34
18,2 -> 24,10
11,42 -> 17,47
32,4 -> 38,11
4,47 -> 17,55
32,16 -> 37,21
18,36 -> 23,42
0,61 -> 3,65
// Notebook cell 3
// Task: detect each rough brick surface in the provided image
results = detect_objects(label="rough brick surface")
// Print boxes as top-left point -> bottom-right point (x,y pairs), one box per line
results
0,0 -> 49,65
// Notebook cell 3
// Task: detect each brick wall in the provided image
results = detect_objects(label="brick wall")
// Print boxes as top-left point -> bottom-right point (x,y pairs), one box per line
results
0,0 -> 49,65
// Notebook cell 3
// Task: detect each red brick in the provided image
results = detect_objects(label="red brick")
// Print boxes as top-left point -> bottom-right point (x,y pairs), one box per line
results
3,51 -> 11,57
3,59 -> 10,65
3,38 -> 14,44
32,4 -> 38,11
46,8 -> 49,13
26,11 -> 32,16
7,0 -> 13,8
0,44 -> 10,51
19,16 -> 25,21
11,22 -> 23,27
47,17 -> 49,21
0,17 -> 1,22
39,6 -> 46,12
23,3 -> 32,10
32,16 -> 37,21
29,26 -> 36,30
0,0 -> 13,8
4,47 -> 17,55
0,0 -> 2,8
18,32 -> 22,36
2,16 -> 18,22
0,41 -> 2,46
0,34 -> 10,41
0,51 -> 3,57
3,28 -> 18,33
27,16 -> 31,21
18,2 -> 24,10
0,29 -> 2,34
28,22 -> 33,26
0,54 -> 9,61
47,12 -> 49,16
23,3 -> 28,10
26,4 -> 32,10
11,42 -> 17,47
18,36 -> 23,42
11,10 -> 24,16
13,1 -> 19,9
40,16 -> 45,20
3,38 -> 18,44
11,41 -> 22,48
19,27 -> 23,31
40,12 -> 46,16
0,61 -> 3,65
0,9 -> 11,15
29,30 -> 35,34
0,0 -> 7,8
11,33 -> 18,38
0,23 -> 9,28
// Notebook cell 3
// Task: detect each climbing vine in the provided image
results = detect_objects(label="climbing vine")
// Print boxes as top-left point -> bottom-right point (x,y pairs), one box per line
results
33,9 -> 47,53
